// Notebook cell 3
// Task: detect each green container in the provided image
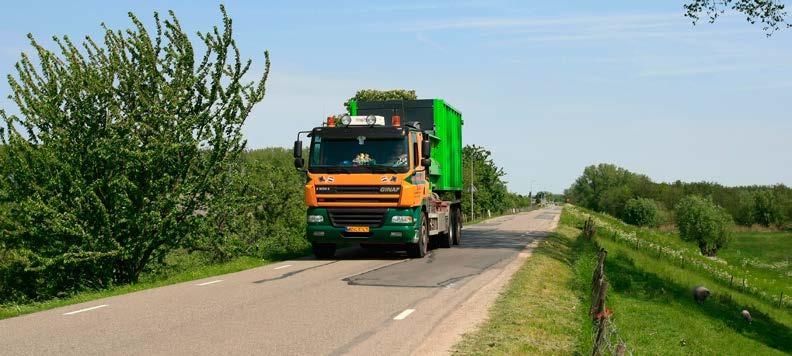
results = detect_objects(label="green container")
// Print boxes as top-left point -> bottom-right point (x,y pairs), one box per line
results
349,99 -> 463,192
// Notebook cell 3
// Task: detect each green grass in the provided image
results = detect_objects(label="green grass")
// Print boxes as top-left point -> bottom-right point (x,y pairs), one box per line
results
453,213 -> 592,355
719,231 -> 792,285
457,206 -> 791,355
567,206 -> 790,309
0,249 -> 308,320
564,207 -> 792,355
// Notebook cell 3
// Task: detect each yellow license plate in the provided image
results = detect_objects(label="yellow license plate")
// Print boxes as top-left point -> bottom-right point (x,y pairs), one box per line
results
345,226 -> 370,233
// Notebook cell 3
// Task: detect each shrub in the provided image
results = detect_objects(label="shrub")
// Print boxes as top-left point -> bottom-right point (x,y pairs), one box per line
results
752,190 -> 785,227
344,89 -> 417,111
675,195 -> 734,256
0,6 -> 269,301
623,198 -> 659,227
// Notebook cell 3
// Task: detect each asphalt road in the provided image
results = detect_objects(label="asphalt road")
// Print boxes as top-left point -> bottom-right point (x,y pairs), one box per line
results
0,207 -> 562,356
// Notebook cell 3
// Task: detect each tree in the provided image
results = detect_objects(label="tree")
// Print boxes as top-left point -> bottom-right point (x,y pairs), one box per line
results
461,145 -> 510,218
752,190 -> 785,227
344,89 -> 417,111
623,198 -> 660,227
684,0 -> 791,35
675,195 -> 734,256
0,6 -> 269,299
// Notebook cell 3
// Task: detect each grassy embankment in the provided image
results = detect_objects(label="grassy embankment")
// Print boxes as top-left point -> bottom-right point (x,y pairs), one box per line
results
0,249 -> 309,320
455,205 -> 792,355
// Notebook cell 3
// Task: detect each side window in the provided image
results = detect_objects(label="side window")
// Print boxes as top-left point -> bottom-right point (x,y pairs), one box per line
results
411,133 -> 418,167
310,137 -> 321,166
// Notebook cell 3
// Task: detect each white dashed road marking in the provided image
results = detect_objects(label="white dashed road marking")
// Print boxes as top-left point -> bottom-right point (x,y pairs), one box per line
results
63,305 -> 108,315
274,264 -> 292,270
393,309 -> 415,320
196,280 -> 224,286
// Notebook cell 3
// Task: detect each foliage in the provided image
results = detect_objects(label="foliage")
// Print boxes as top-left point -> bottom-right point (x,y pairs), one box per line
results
565,163 -> 792,228
533,191 -> 563,204
675,195 -> 734,256
684,0 -> 791,35
343,89 -> 417,111
752,189 -> 786,227
192,148 -> 309,261
461,145 -> 530,218
0,6 -> 269,302
623,198 -> 660,227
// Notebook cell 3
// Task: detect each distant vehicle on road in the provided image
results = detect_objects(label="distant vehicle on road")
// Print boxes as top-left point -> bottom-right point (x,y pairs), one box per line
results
293,99 -> 464,258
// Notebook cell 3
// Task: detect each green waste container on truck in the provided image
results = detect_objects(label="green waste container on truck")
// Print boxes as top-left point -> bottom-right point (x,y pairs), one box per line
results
348,99 -> 463,193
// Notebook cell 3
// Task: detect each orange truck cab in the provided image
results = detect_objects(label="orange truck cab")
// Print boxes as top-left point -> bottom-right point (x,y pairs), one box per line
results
293,99 -> 463,258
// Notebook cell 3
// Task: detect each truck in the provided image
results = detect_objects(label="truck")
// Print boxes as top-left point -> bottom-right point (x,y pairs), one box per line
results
292,99 -> 464,258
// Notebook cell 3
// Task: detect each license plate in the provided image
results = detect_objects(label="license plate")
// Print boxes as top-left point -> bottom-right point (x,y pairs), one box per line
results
345,226 -> 370,233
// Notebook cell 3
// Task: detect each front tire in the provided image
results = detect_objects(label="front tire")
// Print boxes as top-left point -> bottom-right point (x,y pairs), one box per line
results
312,243 -> 336,259
408,214 -> 429,258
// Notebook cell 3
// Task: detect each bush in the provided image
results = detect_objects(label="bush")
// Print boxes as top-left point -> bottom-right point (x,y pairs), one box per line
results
344,89 -> 417,111
752,190 -> 785,227
675,195 -> 734,256
623,198 -> 659,227
0,7 -> 269,302
192,148 -> 308,261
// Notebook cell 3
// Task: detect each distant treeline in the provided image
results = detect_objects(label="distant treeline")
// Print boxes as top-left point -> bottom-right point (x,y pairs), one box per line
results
565,164 -> 791,228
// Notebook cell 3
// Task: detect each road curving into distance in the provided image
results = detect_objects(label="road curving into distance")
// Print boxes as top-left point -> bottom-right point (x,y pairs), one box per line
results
0,207 -> 562,355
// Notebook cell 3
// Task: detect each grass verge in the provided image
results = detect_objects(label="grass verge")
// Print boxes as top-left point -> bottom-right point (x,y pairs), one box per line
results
453,211 -> 592,355
0,249 -> 308,320
456,206 -> 791,355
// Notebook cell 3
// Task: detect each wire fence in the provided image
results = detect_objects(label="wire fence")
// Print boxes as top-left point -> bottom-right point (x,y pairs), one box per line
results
570,206 -> 790,310
588,226 -> 633,356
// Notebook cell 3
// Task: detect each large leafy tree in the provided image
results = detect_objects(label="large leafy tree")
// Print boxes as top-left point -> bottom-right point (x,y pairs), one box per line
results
675,195 -> 734,256
462,145 -> 511,218
0,5 -> 270,299
684,0 -> 791,35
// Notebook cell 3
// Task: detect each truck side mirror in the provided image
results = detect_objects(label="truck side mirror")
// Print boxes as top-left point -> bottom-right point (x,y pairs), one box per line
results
421,139 -> 431,158
294,157 -> 304,169
293,140 -> 303,158
421,158 -> 432,167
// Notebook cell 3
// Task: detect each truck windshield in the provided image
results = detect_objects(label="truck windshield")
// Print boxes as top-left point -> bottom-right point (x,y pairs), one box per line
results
309,137 -> 410,173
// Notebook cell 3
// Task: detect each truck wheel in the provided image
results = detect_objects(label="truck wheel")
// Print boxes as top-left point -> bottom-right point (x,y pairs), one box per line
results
438,215 -> 452,249
452,207 -> 462,245
408,214 -> 429,258
312,243 -> 336,259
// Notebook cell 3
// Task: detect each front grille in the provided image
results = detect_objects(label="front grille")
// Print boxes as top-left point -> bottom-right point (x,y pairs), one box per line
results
316,185 -> 400,194
327,208 -> 387,227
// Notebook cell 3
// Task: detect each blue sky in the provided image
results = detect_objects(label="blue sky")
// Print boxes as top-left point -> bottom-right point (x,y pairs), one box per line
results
1,1 -> 790,194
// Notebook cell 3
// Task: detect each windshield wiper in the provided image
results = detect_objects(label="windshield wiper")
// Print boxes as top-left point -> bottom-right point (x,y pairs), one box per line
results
371,165 -> 401,173
326,166 -> 353,174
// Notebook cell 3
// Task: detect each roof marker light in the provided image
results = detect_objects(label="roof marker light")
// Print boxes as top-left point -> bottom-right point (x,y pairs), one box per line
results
340,115 -> 352,126
327,116 -> 335,127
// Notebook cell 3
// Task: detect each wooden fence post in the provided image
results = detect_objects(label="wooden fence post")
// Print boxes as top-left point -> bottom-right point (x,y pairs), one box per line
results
592,280 -> 609,356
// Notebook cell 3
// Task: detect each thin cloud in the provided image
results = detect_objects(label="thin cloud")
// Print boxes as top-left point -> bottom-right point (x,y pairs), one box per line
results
398,13 -> 683,32
638,64 -> 741,77
415,33 -> 447,52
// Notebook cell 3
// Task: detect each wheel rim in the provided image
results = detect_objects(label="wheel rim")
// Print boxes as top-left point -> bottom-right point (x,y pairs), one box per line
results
420,218 -> 428,254
454,212 -> 462,243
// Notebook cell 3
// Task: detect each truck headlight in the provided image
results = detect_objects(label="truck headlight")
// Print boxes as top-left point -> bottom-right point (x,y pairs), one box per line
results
308,215 -> 324,223
391,216 -> 414,224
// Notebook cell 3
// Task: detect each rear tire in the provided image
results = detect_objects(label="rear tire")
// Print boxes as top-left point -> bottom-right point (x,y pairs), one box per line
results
452,207 -> 462,245
438,214 -> 452,249
312,243 -> 336,259
407,214 -> 429,258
